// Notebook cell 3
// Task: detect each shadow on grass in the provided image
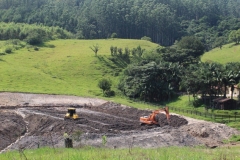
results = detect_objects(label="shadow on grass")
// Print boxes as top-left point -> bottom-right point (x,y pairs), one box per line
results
97,55 -> 129,70
37,43 -> 55,48
229,43 -> 240,48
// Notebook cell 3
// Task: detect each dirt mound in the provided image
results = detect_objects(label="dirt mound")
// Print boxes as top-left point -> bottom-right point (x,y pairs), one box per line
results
157,114 -> 188,127
0,111 -> 26,151
180,122 -> 240,148
0,93 -> 239,151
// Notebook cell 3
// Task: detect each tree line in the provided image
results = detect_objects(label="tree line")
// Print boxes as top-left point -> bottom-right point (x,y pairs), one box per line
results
0,22 -> 73,44
117,36 -> 240,106
0,0 -> 240,49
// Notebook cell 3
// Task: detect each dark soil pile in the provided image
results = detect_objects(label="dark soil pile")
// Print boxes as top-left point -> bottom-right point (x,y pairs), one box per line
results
0,93 -> 239,151
0,101 -> 190,151
0,111 -> 26,150
157,114 -> 188,127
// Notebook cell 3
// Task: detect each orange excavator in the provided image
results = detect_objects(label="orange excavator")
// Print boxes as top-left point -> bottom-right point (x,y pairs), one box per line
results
140,107 -> 170,125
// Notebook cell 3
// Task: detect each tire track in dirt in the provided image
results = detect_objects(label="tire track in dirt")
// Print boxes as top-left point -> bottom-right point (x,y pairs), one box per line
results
0,93 -> 239,150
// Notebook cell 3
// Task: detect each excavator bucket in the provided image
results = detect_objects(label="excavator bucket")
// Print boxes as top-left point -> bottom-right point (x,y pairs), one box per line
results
140,107 -> 170,125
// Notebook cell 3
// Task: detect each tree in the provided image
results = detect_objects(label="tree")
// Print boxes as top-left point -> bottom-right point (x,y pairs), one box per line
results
98,78 -> 112,95
177,36 -> 205,58
89,44 -> 100,56
229,29 -> 240,44
214,36 -> 225,49
118,60 -> 181,102
110,33 -> 117,39
141,36 -> 152,42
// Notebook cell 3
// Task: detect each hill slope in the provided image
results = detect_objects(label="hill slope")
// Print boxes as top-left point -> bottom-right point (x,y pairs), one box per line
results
201,43 -> 240,64
0,39 -> 159,97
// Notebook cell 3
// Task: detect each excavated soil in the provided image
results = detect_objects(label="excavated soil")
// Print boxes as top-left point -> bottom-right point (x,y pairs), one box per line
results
0,92 -> 239,152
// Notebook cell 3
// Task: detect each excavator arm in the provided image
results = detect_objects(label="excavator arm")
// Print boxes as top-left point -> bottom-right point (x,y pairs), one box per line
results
140,107 -> 170,125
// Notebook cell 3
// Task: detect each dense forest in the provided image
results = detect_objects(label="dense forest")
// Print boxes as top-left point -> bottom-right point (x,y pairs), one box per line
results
0,0 -> 240,49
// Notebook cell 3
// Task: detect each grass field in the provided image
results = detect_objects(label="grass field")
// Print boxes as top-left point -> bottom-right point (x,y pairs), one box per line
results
201,43 -> 240,63
0,146 -> 240,160
0,39 -> 239,109
0,39 -> 158,101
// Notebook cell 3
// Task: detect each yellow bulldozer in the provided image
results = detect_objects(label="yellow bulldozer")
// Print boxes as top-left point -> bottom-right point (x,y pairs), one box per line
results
64,108 -> 79,120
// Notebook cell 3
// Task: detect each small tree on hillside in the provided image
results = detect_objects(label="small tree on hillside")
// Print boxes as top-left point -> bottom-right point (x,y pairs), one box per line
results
111,33 -> 117,39
229,29 -> 240,44
98,78 -> 112,96
90,44 -> 100,56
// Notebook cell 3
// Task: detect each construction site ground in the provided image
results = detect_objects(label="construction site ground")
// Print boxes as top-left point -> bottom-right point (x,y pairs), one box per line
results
0,92 -> 239,153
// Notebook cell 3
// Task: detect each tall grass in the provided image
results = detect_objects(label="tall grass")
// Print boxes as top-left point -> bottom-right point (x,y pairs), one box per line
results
1,146 -> 239,160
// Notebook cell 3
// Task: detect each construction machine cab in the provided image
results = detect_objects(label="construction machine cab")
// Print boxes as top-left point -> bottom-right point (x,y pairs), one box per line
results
65,108 -> 79,120
140,107 -> 170,125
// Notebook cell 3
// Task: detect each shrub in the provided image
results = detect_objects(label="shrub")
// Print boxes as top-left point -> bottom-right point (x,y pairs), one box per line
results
104,90 -> 115,97
5,47 -> 13,54
25,32 -> 43,45
98,78 -> 112,95
192,99 -> 203,107
141,36 -> 152,42
111,33 -> 117,39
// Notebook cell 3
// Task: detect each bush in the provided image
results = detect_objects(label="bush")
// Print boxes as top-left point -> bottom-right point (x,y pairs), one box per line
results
141,36 -> 152,42
104,90 -> 115,97
111,33 -> 117,39
192,99 -> 203,107
25,32 -> 43,45
34,47 -> 39,51
98,78 -> 112,94
5,47 -> 13,54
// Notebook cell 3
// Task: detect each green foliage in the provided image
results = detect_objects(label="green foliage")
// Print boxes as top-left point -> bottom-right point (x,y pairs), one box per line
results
5,47 -> 12,54
224,134 -> 240,143
181,62 -> 240,102
110,46 -> 114,55
119,61 -> 181,102
141,36 -> 152,42
102,135 -> 107,146
177,36 -> 205,57
214,36 -> 225,49
117,47 -> 122,56
98,78 -> 112,96
0,0 -> 240,49
229,29 -> 240,44
0,22 -> 73,41
192,99 -> 203,108
89,44 -> 100,56
25,32 -> 43,45
110,33 -> 117,39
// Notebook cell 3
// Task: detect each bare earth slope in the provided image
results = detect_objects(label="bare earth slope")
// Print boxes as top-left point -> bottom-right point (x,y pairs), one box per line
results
0,92 -> 239,152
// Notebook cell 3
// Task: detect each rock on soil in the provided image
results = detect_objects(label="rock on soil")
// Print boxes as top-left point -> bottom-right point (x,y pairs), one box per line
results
0,92 -> 239,151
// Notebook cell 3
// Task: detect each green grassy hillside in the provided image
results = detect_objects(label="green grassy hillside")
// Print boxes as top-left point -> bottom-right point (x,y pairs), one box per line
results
0,39 -> 158,103
201,43 -> 240,63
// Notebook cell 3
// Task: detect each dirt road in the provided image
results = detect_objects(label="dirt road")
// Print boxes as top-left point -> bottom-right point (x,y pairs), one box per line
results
0,92 -> 239,152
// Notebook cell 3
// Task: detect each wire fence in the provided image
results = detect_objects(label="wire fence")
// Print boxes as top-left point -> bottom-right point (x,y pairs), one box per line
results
169,106 -> 240,123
